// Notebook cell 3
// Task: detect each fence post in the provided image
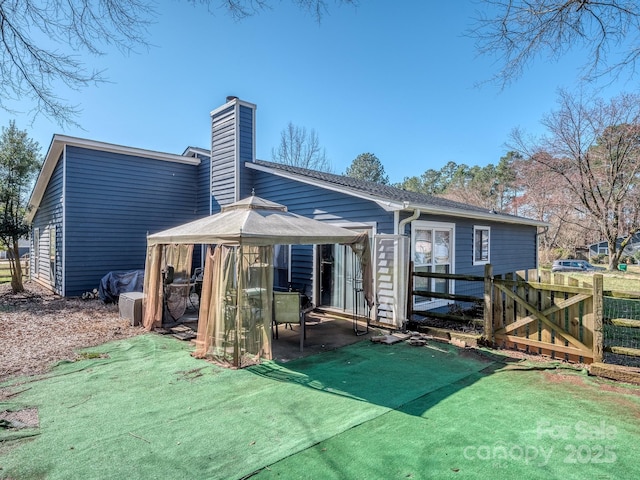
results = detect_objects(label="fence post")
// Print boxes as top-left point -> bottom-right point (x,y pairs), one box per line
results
484,263 -> 493,344
592,273 -> 604,363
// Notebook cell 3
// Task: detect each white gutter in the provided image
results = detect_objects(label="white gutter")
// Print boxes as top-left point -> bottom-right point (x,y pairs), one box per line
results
246,162 -> 550,227
246,162 -> 403,212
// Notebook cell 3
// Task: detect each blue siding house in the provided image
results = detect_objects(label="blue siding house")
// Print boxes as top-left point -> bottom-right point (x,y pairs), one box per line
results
588,233 -> 640,261
27,138 -> 209,296
27,96 -> 546,327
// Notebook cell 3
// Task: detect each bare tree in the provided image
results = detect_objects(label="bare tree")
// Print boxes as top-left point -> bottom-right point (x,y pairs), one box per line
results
0,0 -> 154,126
510,90 -> 640,269
0,0 -> 356,125
197,0 -> 357,21
271,122 -> 332,172
513,154 -> 601,263
472,1 -> 640,86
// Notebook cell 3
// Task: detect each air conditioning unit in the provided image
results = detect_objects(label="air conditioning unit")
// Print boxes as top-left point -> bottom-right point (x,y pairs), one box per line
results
119,292 -> 145,326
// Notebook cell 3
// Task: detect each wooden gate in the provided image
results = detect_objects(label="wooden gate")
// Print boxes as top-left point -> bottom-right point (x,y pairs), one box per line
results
490,269 -> 603,363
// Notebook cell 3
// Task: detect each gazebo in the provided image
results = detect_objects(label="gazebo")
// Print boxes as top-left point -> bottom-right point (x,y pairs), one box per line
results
142,196 -> 372,368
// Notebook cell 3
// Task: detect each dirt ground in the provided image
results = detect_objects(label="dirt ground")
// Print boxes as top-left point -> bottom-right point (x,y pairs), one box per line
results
0,281 -> 142,382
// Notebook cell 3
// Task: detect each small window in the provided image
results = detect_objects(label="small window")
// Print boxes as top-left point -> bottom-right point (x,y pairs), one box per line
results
33,228 -> 40,276
49,226 -> 56,282
473,226 -> 490,265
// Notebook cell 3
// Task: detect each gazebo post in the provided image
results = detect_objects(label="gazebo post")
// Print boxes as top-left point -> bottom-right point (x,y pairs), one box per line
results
234,246 -> 241,367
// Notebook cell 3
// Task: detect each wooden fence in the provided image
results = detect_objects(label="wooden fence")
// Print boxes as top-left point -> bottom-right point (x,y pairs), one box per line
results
0,259 -> 29,283
490,268 -> 601,363
410,265 -> 604,363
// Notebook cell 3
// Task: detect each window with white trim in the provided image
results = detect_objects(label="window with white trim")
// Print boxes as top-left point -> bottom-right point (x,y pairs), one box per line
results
473,226 -> 490,265
33,228 -> 40,277
411,221 -> 455,309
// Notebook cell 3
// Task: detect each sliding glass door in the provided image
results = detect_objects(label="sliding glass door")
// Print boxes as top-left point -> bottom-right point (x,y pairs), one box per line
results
319,240 -> 366,314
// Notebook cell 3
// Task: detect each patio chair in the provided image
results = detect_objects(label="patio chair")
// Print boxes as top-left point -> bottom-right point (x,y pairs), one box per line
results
162,265 -> 189,322
272,291 -> 306,351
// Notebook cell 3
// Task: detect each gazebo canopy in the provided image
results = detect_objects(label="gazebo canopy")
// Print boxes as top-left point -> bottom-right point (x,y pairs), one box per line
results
143,195 -> 372,368
147,195 -> 361,246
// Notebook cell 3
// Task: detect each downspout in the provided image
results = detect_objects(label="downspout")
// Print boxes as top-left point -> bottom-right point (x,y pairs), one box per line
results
398,203 -> 421,236
397,203 -> 420,332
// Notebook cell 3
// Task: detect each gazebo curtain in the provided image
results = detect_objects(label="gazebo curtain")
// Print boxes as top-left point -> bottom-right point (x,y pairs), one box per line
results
349,232 -> 374,309
193,245 -> 273,368
142,243 -> 193,330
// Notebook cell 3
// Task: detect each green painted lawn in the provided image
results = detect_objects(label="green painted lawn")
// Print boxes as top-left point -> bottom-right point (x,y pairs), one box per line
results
2,334 -> 640,479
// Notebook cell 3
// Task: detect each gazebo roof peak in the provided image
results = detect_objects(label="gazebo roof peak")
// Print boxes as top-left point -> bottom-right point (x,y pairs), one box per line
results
221,195 -> 288,213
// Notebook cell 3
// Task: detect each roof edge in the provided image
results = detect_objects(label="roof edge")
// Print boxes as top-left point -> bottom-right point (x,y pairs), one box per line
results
246,162 -> 402,212
247,161 -> 550,228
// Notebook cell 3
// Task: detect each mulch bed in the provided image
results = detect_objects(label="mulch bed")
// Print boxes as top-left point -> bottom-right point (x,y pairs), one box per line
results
0,281 -> 143,383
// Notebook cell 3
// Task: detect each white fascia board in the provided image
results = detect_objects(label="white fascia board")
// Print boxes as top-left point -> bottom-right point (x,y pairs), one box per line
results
26,137 -> 64,223
210,98 -> 257,117
54,135 -> 201,165
245,162 -> 402,212
182,146 -> 210,157
402,202 -> 551,227
246,162 -> 550,228
26,134 -> 200,223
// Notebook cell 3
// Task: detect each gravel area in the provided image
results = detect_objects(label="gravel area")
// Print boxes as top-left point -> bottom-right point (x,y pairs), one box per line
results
0,281 -> 143,383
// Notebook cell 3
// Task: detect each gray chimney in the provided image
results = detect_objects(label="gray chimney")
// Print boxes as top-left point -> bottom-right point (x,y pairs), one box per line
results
210,97 -> 256,212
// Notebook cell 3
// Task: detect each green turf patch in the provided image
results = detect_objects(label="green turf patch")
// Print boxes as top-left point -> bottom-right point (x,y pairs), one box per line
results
2,334 -> 640,480
256,368 -> 640,479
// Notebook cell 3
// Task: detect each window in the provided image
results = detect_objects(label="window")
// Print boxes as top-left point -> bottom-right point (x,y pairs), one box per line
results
412,221 -> 454,309
49,226 -> 56,282
473,226 -> 490,265
33,228 -> 40,276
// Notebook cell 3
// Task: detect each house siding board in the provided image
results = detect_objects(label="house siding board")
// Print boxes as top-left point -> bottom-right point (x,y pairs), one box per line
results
31,153 -> 64,293
238,105 -> 254,198
211,105 -> 237,211
252,170 -> 394,231
411,213 -> 537,276
489,223 -> 537,273
291,244 -> 313,295
196,153 -> 211,216
190,153 -> 211,269
63,146 -> 198,296
252,170 -> 393,297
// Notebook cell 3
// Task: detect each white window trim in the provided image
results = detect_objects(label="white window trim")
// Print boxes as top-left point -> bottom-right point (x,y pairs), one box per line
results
473,225 -> 491,266
411,220 -> 455,310
33,227 -> 40,277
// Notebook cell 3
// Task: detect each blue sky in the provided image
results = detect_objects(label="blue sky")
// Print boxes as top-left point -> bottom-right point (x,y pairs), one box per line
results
1,1 -> 633,184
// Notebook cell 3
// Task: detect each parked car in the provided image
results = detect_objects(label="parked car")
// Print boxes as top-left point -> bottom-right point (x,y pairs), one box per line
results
551,259 -> 606,273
